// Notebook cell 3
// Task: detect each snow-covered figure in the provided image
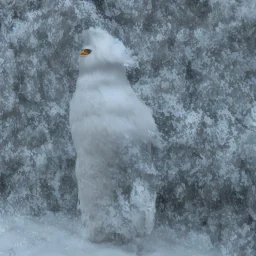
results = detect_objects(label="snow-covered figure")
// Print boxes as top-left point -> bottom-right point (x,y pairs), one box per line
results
69,27 -> 160,243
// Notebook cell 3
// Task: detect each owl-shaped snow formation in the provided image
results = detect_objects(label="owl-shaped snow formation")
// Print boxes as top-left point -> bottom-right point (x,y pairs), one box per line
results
69,27 -> 160,243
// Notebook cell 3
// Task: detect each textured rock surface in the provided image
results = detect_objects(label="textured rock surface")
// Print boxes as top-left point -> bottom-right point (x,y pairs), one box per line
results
1,0 -> 256,255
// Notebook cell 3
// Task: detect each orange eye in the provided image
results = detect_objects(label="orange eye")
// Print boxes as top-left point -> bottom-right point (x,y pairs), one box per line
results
80,49 -> 92,56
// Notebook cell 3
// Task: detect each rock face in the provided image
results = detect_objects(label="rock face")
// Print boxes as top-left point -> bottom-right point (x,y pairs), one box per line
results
1,0 -> 256,255
0,1 -> 102,214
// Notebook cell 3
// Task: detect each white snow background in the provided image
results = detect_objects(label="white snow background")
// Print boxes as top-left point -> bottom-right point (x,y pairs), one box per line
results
0,213 -> 218,256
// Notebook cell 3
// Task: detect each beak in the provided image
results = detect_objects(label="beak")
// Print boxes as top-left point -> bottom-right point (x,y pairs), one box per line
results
80,49 -> 91,56
80,51 -> 89,56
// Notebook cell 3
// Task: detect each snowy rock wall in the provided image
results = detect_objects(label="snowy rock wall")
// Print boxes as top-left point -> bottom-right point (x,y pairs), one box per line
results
0,0 -> 103,214
1,0 -> 256,255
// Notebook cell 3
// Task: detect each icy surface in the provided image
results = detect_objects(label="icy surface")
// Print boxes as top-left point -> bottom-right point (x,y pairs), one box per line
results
0,214 -> 217,256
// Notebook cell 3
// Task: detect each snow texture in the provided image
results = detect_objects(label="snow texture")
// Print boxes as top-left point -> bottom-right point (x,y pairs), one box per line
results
0,0 -> 256,255
69,27 -> 159,242
0,213 -> 217,256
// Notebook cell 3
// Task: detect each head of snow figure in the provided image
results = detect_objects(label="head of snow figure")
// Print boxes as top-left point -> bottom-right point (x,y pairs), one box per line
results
79,28 -> 134,73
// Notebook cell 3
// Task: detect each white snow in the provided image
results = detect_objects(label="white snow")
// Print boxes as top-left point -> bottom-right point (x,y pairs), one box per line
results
0,213 -> 218,256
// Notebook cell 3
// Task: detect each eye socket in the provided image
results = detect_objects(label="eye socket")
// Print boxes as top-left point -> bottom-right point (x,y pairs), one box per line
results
80,49 -> 92,56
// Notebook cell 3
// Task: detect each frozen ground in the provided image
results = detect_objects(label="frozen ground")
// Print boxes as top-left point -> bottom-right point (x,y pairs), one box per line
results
0,213 -> 219,256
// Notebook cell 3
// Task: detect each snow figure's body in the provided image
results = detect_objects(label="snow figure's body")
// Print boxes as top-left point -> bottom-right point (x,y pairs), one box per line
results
69,28 -> 159,243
